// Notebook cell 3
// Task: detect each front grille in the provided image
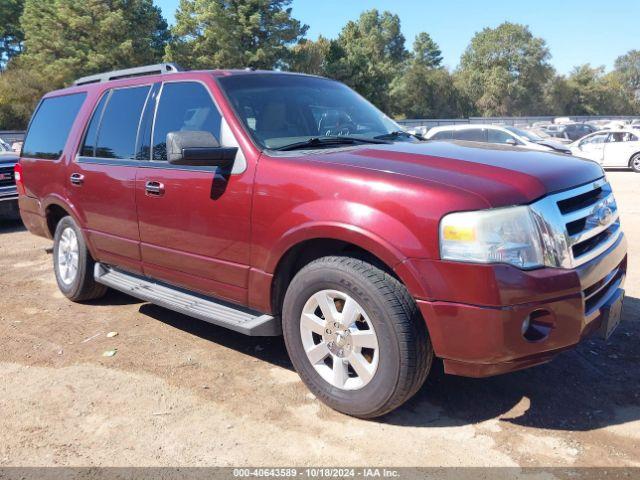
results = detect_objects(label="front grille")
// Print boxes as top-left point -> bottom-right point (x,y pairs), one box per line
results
0,165 -> 15,188
530,178 -> 623,268
557,186 -> 604,214
556,180 -> 620,266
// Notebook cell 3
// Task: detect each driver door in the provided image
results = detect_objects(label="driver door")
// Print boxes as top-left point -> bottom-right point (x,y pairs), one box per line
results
575,132 -> 608,163
135,80 -> 253,305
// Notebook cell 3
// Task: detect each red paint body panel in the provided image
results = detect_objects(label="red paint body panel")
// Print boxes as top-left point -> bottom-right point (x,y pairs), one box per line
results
71,163 -> 141,273
135,166 -> 253,299
17,69 -> 627,378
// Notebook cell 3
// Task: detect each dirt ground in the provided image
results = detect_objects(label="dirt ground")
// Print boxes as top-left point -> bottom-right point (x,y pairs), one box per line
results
0,171 -> 638,468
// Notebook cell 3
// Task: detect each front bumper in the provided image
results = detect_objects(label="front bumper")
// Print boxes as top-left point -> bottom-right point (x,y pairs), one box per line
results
0,185 -> 18,203
0,186 -> 19,218
412,233 -> 627,377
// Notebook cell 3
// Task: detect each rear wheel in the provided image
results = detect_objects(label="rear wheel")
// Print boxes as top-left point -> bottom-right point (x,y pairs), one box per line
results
53,216 -> 107,302
282,256 -> 433,418
630,153 -> 640,173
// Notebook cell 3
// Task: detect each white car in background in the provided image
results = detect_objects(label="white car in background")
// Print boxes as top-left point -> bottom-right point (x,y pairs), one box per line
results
570,129 -> 640,172
425,124 -> 572,154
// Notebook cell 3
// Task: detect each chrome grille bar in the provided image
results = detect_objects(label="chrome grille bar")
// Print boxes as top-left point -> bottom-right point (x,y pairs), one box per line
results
529,177 -> 622,268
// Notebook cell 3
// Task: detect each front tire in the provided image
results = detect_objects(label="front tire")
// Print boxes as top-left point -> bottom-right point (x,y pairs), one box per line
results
53,216 -> 107,302
630,153 -> 640,173
282,256 -> 433,418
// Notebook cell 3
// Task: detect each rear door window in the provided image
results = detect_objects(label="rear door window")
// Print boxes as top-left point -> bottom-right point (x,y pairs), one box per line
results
22,93 -> 87,159
152,82 -> 222,161
94,86 -> 151,159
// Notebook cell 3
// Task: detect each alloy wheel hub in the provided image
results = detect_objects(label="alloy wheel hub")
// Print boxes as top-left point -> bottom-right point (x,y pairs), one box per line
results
299,289 -> 379,390
57,227 -> 79,285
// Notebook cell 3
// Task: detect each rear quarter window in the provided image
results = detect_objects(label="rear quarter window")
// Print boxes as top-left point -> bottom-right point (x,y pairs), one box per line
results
22,93 -> 87,159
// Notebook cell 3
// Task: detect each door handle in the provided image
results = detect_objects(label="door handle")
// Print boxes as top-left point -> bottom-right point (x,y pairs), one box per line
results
70,173 -> 85,185
145,180 -> 165,196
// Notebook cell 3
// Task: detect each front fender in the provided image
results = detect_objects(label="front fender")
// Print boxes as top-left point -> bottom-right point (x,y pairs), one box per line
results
254,199 -> 432,301
263,199 -> 423,272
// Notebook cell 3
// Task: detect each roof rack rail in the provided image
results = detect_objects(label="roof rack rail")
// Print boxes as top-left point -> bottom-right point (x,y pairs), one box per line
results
73,63 -> 182,86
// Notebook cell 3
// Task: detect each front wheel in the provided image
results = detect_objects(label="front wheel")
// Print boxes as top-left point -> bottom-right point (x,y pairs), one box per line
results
282,256 -> 433,418
630,153 -> 640,173
53,216 -> 107,302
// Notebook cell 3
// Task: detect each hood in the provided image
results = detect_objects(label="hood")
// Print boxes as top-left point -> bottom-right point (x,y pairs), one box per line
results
300,140 -> 604,208
535,139 -> 572,152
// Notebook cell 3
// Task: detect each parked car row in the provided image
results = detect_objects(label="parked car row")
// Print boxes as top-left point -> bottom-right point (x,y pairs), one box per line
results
425,124 -> 573,154
414,121 -> 640,172
543,122 -> 597,142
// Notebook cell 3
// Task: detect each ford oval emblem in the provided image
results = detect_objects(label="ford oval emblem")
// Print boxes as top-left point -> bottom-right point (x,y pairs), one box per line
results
597,206 -> 613,226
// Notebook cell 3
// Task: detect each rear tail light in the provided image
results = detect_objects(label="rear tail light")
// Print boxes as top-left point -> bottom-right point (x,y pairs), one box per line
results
14,162 -> 26,195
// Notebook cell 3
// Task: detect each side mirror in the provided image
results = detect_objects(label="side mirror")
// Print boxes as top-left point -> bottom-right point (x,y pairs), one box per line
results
505,138 -> 518,146
167,131 -> 237,167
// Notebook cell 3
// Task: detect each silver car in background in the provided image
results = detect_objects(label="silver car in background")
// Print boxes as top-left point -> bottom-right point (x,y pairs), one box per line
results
425,123 -> 572,154
570,129 -> 640,172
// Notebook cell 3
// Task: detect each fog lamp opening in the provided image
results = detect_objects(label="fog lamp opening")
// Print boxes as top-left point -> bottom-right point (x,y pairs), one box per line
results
522,310 -> 554,342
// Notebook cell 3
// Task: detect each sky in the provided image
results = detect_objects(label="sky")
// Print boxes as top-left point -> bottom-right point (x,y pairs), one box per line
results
155,0 -> 640,74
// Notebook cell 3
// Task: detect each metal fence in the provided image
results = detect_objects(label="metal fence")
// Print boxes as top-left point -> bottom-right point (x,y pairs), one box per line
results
397,115 -> 640,130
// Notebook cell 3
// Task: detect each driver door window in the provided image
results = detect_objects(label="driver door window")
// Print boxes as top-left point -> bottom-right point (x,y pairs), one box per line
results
152,82 -> 222,161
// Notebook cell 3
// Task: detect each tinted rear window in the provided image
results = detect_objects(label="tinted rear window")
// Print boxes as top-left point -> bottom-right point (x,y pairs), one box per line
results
95,86 -> 150,159
22,93 -> 86,159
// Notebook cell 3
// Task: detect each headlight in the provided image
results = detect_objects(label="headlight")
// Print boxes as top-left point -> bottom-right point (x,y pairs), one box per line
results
439,206 -> 544,269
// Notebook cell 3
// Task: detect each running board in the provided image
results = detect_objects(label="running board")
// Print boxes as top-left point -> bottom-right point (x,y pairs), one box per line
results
94,263 -> 280,336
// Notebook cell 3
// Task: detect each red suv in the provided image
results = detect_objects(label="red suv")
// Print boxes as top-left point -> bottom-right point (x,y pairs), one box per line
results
17,64 -> 627,418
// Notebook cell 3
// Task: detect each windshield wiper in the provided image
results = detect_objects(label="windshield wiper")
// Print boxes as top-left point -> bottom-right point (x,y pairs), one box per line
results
374,130 -> 424,141
274,136 -> 389,151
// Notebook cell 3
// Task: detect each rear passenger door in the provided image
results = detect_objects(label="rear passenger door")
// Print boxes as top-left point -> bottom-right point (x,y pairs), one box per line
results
135,81 -> 252,305
70,84 -> 155,274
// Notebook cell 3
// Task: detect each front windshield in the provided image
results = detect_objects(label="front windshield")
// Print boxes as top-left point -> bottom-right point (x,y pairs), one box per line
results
218,73 -> 402,149
505,126 -> 545,142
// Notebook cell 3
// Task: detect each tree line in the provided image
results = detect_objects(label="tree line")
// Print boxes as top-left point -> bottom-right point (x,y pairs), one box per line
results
1,0 -> 639,129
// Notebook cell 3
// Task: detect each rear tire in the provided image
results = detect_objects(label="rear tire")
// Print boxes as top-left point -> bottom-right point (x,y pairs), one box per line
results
282,256 -> 432,418
630,154 -> 640,173
53,216 -> 107,302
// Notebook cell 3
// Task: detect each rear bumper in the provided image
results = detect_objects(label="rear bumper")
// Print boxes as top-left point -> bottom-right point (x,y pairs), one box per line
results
413,233 -> 627,377
17,195 -> 49,237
